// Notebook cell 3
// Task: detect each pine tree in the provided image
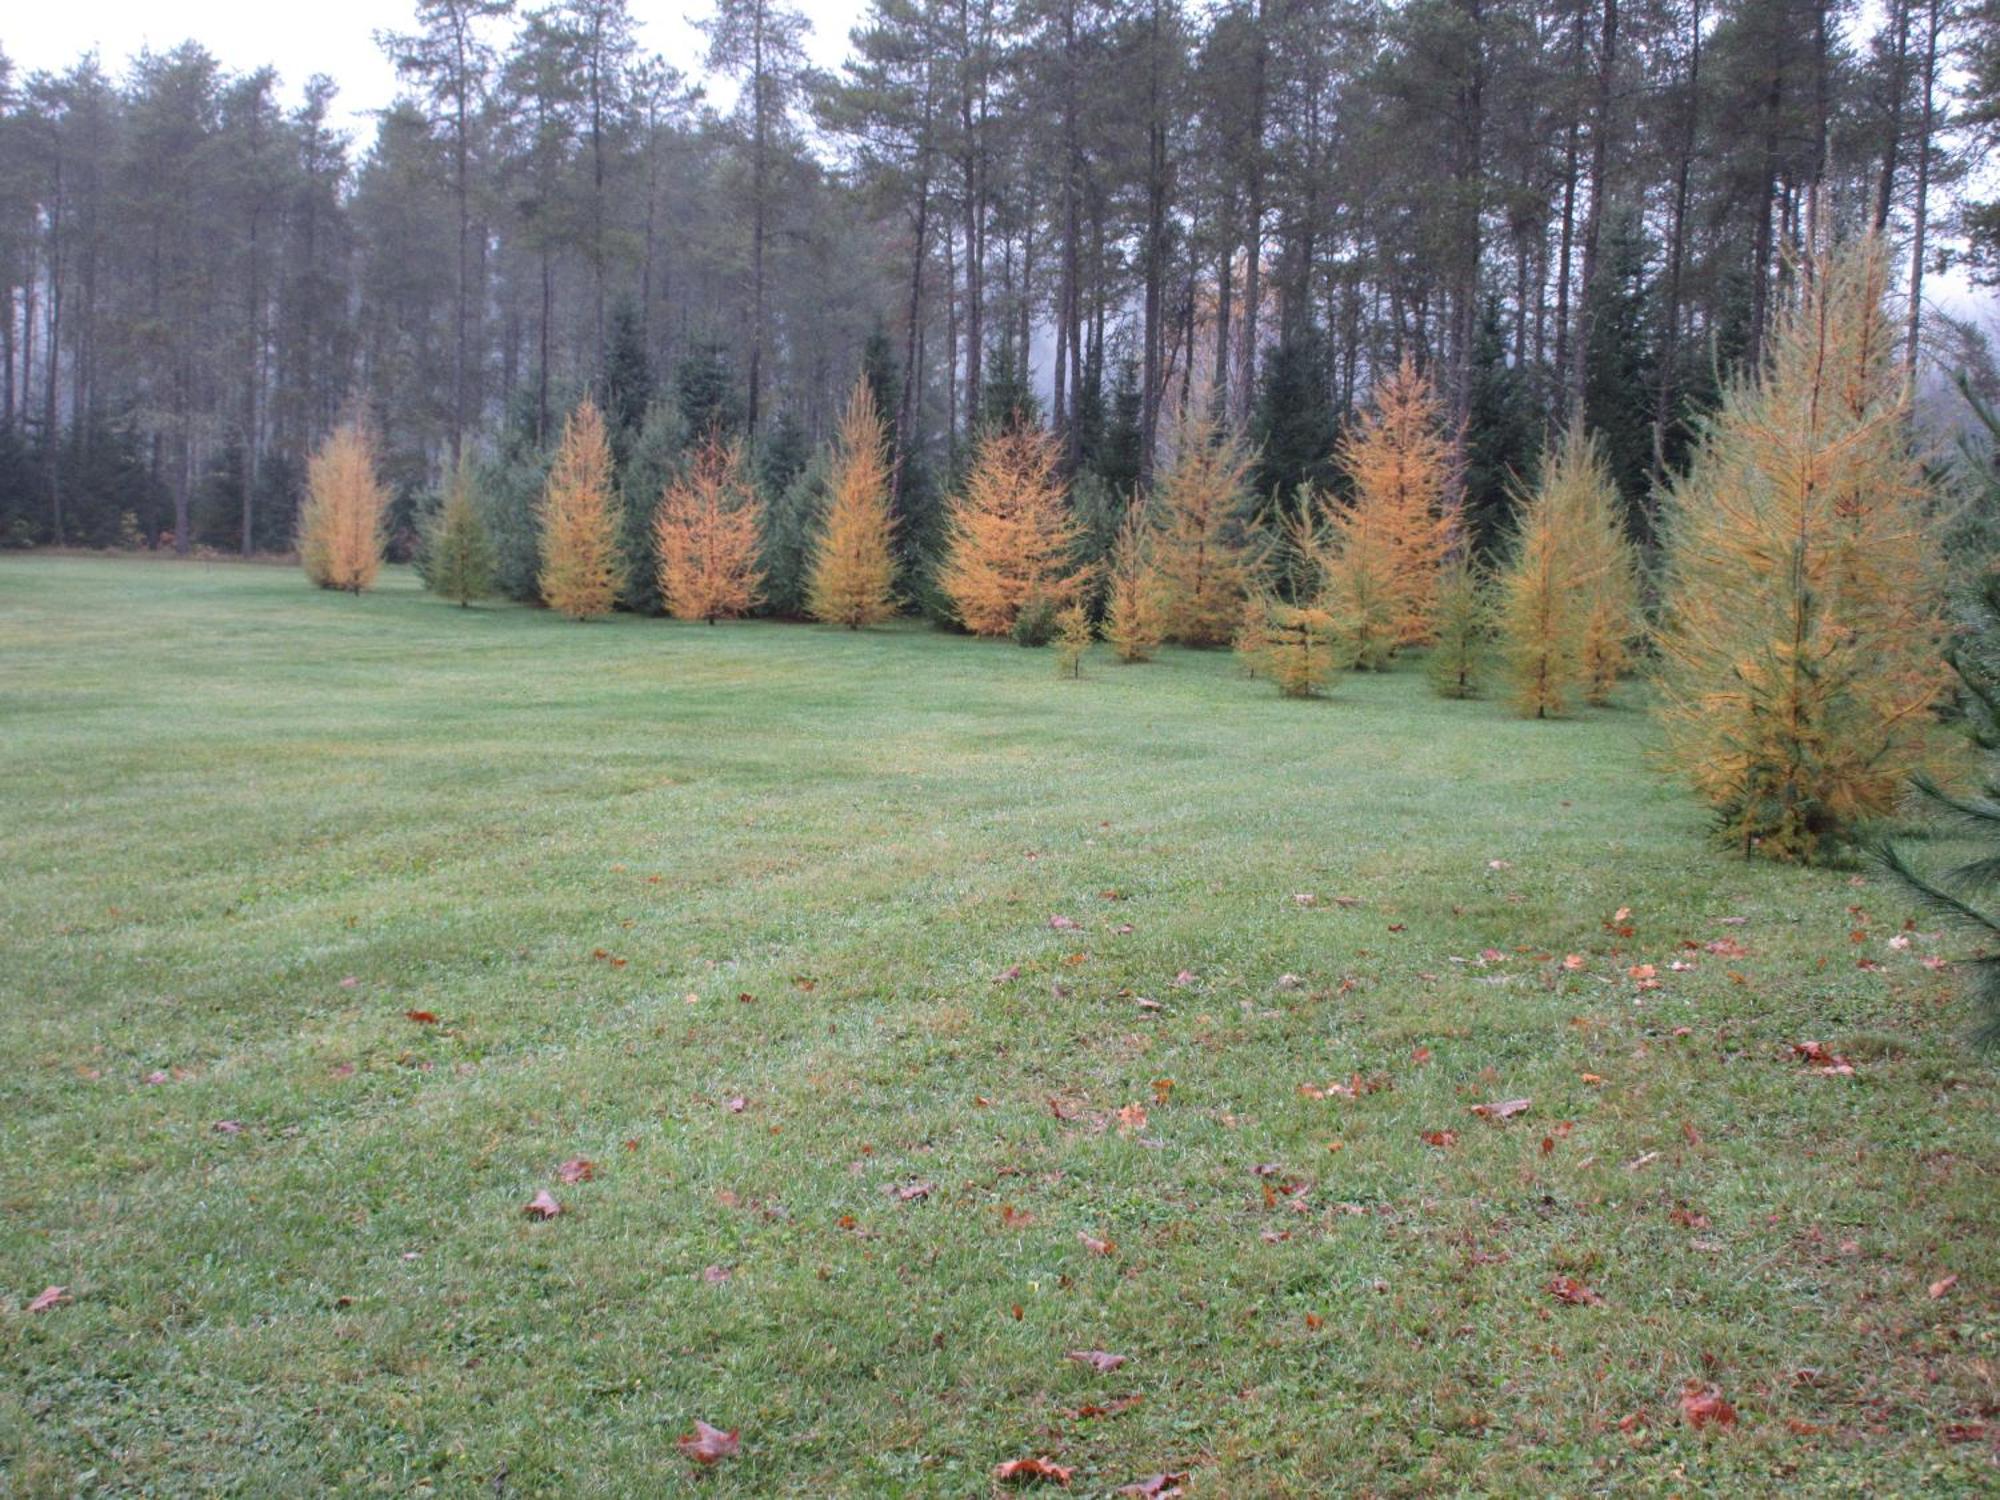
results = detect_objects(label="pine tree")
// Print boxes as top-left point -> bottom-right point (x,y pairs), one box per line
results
299,421 -> 388,593
1335,354 -> 1459,645
1881,568 -> 2000,1048
1103,494 -> 1166,663
937,425 -> 1091,638
1426,554 -> 1493,699
1153,415 -> 1258,647
1654,240 -> 1949,862
1054,602 -> 1094,678
655,431 -> 765,623
425,456 -> 495,606
538,397 -> 625,621
807,381 -> 898,628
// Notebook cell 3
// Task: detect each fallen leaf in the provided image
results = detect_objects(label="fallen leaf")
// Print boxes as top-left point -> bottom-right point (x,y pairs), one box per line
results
1117,1474 -> 1188,1498
1411,1046 -> 1432,1065
676,1420 -> 740,1464
996,965 -> 1022,983
1066,1349 -> 1128,1372
995,1457 -> 1073,1486
1172,969 -> 1196,987
1116,1102 -> 1148,1133
1293,892 -> 1318,907
557,1158 -> 596,1184
1470,1097 -> 1531,1121
1151,1077 -> 1174,1103
1049,914 -> 1081,931
701,1264 -> 733,1284
1679,1383 -> 1738,1430
1077,1231 -> 1116,1256
1421,1130 -> 1458,1148
887,1180 -> 934,1202
26,1286 -> 69,1313
339,975 -> 360,988
1562,953 -> 1587,971
1929,1273 -> 1959,1300
1791,1041 -> 1855,1075
523,1190 -> 564,1220
212,1120 -> 245,1135
1547,1276 -> 1605,1306
404,1010 -> 438,1025
725,1096 -> 748,1113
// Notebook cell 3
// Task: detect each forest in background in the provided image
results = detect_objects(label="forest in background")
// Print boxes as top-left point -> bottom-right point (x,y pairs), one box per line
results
1,0 -> 1998,582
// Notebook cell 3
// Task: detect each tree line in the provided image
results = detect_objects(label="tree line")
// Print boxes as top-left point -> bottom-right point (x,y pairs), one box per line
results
1,0 -> 1997,557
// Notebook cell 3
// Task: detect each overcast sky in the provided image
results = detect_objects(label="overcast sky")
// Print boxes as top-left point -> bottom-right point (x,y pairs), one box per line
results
2,1 -> 868,132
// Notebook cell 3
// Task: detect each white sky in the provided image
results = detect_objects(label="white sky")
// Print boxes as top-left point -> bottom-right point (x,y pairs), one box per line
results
1,1 -> 868,132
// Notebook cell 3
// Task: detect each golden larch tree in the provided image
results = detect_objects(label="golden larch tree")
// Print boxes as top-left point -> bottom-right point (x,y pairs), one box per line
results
299,420 -> 388,593
1315,484 -> 1406,671
1496,449 -> 1588,719
1557,428 -> 1643,704
1102,494 -> 1165,662
807,381 -> 898,627
656,431 -> 765,623
1151,414 -> 1258,647
1054,602 -> 1095,678
538,397 -> 625,620
1335,354 -> 1459,645
937,425 -> 1091,637
1246,596 -> 1338,698
1425,553 -> 1492,700
1653,238 -> 1949,862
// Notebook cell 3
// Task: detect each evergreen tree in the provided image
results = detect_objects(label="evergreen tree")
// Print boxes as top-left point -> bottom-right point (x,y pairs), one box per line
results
655,431 -> 765,623
1251,329 -> 1338,513
425,455 -> 497,605
1093,359 -> 1144,497
600,295 -> 654,460
1464,301 -> 1542,556
538,397 -> 625,620
1655,240 -> 1949,862
616,402 -> 687,614
808,381 -> 898,628
675,340 -> 743,438
761,449 -> 827,618
1580,206 -> 1658,532
299,421 -> 388,593
938,426 -> 1090,638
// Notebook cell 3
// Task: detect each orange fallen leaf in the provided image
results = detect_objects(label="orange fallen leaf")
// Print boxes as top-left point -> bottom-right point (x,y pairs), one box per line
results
1679,1382 -> 1737,1430
1421,1130 -> 1458,1148
1116,1102 -> 1148,1133
1546,1275 -> 1605,1306
1929,1273 -> 1959,1300
404,1010 -> 438,1025
1078,1231 -> 1116,1256
677,1420 -> 739,1464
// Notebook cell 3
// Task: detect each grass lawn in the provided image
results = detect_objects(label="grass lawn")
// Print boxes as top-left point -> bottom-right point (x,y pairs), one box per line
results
0,554 -> 1995,1495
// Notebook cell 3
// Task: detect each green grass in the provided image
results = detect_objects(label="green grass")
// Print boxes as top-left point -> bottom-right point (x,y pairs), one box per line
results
1,554 -> 1994,1496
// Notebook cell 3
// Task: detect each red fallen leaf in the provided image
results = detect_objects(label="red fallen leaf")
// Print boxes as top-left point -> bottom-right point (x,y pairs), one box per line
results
677,1420 -> 740,1464
701,1263 -> 733,1284
1049,914 -> 1081,931
725,1096 -> 748,1113
1078,1231 -> 1116,1256
1388,923 -> 1408,933
1117,1474 -> 1188,1498
1470,1097 -> 1531,1121
887,1180 -> 934,1202
212,1120 -> 245,1135
999,1204 -> 1036,1228
1682,1121 -> 1704,1147
26,1285 -> 69,1313
622,1138 -> 639,1151
1067,1349 -> 1128,1371
1929,1273 -> 1958,1299
1304,1311 -> 1325,1330
1616,1410 -> 1648,1433
1411,1046 -> 1432,1065
523,1190 -> 564,1220
1422,1130 -> 1458,1148
995,1457 -> 1073,1486
1048,1097 -> 1075,1120
404,1010 -> 439,1025
1626,964 -> 1656,981
1679,1382 -> 1738,1430
737,991 -> 756,1004
1478,947 -> 1504,961
1069,1395 -> 1144,1419
1669,1204 -> 1711,1230
1944,1423 -> 1990,1442
1547,1276 -> 1605,1306
557,1158 -> 595,1184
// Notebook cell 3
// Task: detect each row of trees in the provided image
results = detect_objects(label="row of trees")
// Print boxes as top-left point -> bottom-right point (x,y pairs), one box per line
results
301,237 -> 1944,871
5,0 -> 1999,559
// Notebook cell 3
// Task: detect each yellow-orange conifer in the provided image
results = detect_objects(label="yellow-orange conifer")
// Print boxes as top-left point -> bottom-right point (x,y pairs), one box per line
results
1335,354 -> 1459,645
656,431 -> 765,623
1102,495 -> 1165,662
538,397 -> 625,620
807,381 -> 898,627
299,421 -> 387,593
937,425 -> 1090,637
1152,415 -> 1258,647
